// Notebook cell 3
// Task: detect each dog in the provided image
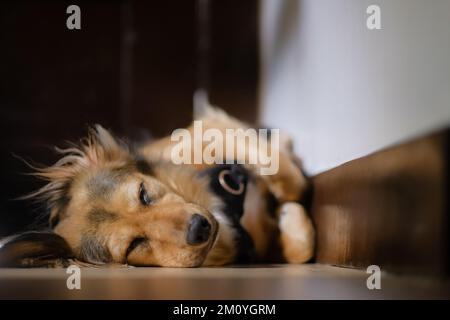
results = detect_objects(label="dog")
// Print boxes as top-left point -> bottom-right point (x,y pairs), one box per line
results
0,106 -> 315,267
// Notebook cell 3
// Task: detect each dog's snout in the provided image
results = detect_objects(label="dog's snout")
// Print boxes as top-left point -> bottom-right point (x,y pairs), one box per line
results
186,214 -> 211,245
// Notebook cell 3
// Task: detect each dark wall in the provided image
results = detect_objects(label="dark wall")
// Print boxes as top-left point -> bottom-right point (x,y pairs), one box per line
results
0,0 -> 258,236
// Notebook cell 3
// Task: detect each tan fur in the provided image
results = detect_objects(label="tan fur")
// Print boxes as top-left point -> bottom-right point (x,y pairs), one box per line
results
278,203 -> 315,263
23,107 -> 314,266
140,106 -> 308,202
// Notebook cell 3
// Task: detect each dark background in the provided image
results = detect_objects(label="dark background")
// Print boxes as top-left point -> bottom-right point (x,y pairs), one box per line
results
0,0 -> 259,236
1,1 -> 448,278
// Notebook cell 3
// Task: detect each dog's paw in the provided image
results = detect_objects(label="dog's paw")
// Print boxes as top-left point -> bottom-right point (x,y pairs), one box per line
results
262,154 -> 308,202
278,202 -> 315,263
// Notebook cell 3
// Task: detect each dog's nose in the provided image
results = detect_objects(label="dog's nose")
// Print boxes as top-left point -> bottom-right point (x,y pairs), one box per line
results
186,214 -> 211,245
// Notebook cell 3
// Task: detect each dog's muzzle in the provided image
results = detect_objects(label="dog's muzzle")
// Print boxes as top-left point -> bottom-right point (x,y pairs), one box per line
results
186,213 -> 212,245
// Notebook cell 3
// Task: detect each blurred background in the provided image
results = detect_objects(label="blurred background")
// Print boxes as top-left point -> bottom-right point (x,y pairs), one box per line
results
260,0 -> 450,175
0,0 -> 259,236
0,0 -> 449,272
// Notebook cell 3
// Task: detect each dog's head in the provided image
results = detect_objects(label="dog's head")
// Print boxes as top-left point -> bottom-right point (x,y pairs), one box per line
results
2,126 -> 238,267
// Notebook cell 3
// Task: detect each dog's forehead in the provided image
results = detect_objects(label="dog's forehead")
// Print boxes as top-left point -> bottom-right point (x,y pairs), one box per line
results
74,160 -> 160,207
83,158 -> 153,195
85,166 -> 132,200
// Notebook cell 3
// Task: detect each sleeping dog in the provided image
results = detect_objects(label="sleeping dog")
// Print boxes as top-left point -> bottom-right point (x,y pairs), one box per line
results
0,107 -> 314,267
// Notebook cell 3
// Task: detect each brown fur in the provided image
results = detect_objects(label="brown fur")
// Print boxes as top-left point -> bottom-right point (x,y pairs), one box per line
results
6,107 -> 315,267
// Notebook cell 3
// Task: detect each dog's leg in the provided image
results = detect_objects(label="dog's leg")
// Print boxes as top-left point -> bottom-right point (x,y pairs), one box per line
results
277,202 -> 315,263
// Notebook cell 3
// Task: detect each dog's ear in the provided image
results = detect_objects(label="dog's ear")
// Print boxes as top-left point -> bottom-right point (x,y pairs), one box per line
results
0,231 -> 74,267
193,104 -> 247,127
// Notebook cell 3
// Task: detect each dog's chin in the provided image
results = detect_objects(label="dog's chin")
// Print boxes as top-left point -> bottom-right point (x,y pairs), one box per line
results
169,231 -> 220,268
189,225 -> 220,267
168,225 -> 221,268
201,218 -> 238,266
124,225 -> 220,268
125,251 -> 208,267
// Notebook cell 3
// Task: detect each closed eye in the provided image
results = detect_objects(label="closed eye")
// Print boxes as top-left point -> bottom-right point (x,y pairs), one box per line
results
125,237 -> 147,261
139,182 -> 152,206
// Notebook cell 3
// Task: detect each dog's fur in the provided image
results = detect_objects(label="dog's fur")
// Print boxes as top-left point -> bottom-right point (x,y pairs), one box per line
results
0,107 -> 315,267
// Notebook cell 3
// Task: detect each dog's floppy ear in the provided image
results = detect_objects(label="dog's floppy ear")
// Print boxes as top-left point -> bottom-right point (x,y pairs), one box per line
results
193,104 -> 248,128
0,231 -> 74,267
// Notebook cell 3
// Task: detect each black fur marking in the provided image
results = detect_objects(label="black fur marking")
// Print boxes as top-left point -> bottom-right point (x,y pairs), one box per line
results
135,157 -> 154,176
78,234 -> 112,263
200,164 -> 256,263
266,191 -> 279,219
49,215 -> 60,229
56,194 -> 71,209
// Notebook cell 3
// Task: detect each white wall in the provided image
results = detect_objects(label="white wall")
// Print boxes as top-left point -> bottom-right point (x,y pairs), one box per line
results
260,0 -> 450,175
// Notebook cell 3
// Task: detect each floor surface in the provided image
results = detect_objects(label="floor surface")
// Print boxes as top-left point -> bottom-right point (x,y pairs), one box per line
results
0,264 -> 448,299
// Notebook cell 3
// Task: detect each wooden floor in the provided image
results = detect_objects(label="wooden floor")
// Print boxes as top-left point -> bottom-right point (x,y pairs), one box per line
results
0,264 -> 448,299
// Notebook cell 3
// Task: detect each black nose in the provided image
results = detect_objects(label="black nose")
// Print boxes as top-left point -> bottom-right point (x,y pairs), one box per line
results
187,214 -> 211,245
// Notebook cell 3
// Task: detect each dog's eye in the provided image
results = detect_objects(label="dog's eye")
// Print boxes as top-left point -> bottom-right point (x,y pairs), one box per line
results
139,183 -> 152,206
126,237 -> 147,262
218,169 -> 245,195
